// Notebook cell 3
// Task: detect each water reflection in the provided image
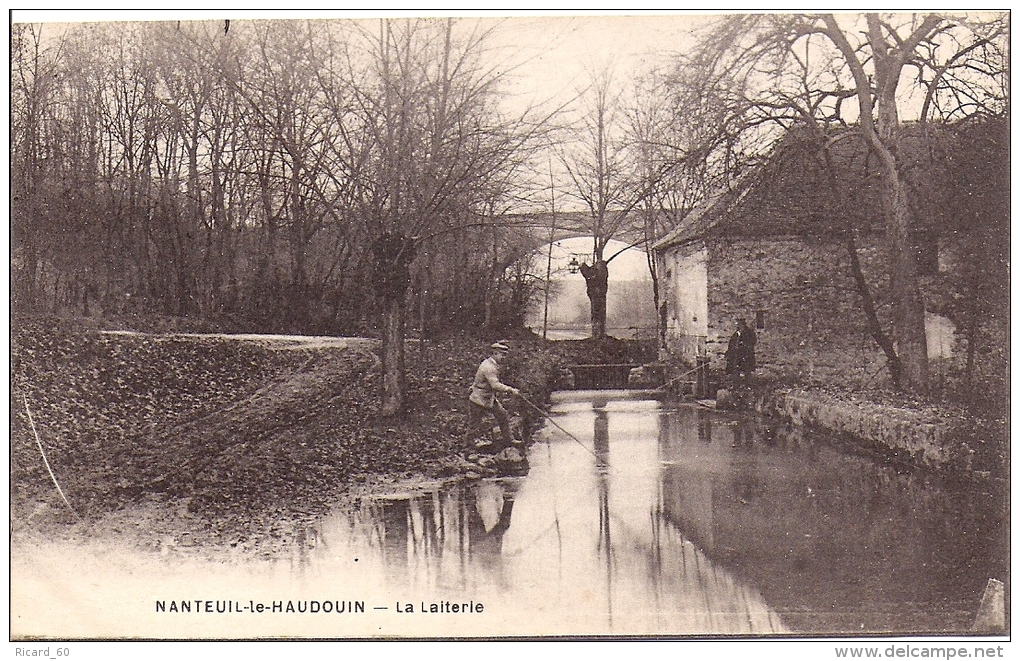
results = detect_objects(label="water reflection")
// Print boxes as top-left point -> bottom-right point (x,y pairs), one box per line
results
592,398 -> 613,625
293,392 -> 1005,637
658,405 -> 1007,634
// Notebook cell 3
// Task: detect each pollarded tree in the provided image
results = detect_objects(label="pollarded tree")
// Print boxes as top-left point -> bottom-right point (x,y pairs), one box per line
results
346,18 -> 547,415
559,68 -> 651,340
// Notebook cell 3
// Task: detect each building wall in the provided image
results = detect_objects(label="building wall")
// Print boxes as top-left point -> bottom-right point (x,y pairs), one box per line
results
657,231 -> 987,392
656,244 -> 709,361
657,234 -> 901,389
707,236 -> 888,386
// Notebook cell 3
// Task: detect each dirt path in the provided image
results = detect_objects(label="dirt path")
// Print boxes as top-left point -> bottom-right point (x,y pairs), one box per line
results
11,325 -> 578,564
99,329 -> 378,352
12,331 -> 383,560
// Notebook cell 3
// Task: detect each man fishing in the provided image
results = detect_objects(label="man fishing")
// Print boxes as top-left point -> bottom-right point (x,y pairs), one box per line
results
466,342 -> 521,451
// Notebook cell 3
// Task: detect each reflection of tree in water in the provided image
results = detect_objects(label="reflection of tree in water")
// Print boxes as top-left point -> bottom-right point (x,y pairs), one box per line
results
593,407 -> 610,467
329,480 -> 521,592
293,399 -> 1002,635
291,522 -> 321,574
730,418 -> 766,504
292,401 -> 790,634
648,502 -> 786,633
592,401 -> 613,625
648,408 -> 787,632
586,399 -> 781,631
655,406 -> 1008,633
697,407 -> 713,443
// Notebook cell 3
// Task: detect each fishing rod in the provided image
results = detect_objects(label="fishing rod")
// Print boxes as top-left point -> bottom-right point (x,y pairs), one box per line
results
518,394 -> 600,459
654,361 -> 709,392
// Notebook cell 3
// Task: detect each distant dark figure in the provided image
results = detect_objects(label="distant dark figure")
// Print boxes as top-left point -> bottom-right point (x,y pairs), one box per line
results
725,318 -> 757,387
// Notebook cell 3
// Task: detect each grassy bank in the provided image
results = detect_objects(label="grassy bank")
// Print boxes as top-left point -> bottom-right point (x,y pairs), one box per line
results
11,318 -> 652,548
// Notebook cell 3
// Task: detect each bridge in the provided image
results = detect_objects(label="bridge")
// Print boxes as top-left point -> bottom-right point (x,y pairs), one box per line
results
499,209 -> 654,257
490,208 -> 664,344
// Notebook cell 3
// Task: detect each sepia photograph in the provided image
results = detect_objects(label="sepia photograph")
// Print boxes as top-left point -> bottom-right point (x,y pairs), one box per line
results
8,8 -> 1010,655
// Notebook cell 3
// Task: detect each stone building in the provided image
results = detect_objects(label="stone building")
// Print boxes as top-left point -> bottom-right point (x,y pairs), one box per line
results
651,120 -> 1008,393
653,182 -> 889,387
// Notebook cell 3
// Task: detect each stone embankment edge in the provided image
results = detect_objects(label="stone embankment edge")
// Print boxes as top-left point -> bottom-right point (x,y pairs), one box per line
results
749,387 -> 979,476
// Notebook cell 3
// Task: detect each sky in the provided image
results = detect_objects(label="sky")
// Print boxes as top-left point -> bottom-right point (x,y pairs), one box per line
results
478,14 -> 711,108
12,10 -> 714,113
12,10 -> 718,219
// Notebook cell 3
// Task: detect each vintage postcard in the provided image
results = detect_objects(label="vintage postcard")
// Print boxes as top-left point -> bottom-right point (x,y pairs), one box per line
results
9,9 -> 1010,654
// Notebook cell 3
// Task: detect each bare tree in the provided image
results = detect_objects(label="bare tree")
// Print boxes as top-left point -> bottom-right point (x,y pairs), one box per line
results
559,69 -> 650,339
651,12 -> 1008,392
626,72 -> 734,345
347,18 -> 546,415
9,17 -> 551,357
11,24 -> 68,312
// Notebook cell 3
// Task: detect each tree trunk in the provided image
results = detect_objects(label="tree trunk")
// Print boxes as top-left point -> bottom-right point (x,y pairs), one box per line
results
887,175 -> 929,391
650,269 -> 661,346
373,232 -> 417,416
637,198 -> 663,346
869,16 -> 932,393
823,13 -> 937,393
417,273 -> 427,339
20,241 -> 39,313
483,222 -> 498,330
381,295 -> 406,417
871,133 -> 929,392
580,259 -> 609,339
844,231 -> 903,388
209,155 -> 225,313
962,228 -> 987,391
818,143 -> 904,388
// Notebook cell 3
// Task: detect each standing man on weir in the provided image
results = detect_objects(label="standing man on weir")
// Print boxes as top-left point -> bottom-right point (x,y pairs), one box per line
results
466,342 -> 521,452
725,317 -> 757,388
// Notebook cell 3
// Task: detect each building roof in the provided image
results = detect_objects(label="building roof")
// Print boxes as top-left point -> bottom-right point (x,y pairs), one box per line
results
651,174 -> 756,251
651,123 -> 966,253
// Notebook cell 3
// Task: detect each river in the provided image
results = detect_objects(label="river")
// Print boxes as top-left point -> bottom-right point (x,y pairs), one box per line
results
292,389 -> 1007,637
11,390 -> 1007,639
